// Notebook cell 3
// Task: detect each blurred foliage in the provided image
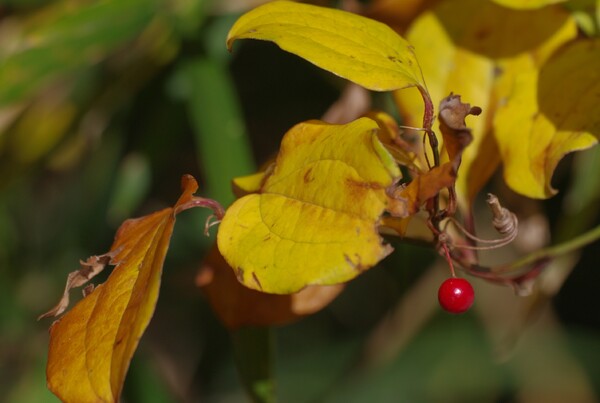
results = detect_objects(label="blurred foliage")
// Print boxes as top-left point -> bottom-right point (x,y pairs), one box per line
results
1,0 -> 599,402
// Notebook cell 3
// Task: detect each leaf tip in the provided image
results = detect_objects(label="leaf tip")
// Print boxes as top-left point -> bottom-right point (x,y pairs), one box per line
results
225,36 -> 234,52
180,174 -> 199,193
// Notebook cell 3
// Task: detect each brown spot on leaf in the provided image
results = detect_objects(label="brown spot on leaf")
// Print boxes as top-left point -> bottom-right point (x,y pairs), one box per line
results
303,167 -> 313,183
346,179 -> 384,190
344,253 -> 365,272
252,272 -> 263,290
475,28 -> 491,40
493,65 -> 504,78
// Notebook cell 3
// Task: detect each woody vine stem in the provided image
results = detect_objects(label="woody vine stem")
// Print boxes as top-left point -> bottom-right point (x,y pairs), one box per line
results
414,88 -> 600,290
418,86 -> 444,224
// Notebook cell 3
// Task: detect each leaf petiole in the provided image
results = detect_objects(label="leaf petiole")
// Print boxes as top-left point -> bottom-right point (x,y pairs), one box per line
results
501,222 -> 600,273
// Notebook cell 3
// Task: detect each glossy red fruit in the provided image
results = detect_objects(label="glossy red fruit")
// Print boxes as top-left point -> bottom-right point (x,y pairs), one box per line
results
438,278 -> 474,314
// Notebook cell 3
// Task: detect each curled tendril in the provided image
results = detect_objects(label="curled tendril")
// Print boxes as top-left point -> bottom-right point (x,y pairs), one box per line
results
442,193 -> 518,251
175,196 -> 226,237
204,215 -> 222,236
487,193 -> 518,238
436,193 -> 536,293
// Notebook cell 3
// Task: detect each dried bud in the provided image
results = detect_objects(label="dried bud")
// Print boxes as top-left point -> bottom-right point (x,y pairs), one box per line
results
487,193 -> 518,238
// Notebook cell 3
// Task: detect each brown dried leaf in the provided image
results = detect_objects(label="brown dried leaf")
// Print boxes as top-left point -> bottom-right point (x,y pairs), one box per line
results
386,94 -> 479,217
197,246 -> 344,329
387,163 -> 456,217
38,254 -> 113,320
438,94 -> 480,171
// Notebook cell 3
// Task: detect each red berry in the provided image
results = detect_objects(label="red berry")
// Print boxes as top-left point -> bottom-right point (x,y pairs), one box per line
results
438,278 -> 474,314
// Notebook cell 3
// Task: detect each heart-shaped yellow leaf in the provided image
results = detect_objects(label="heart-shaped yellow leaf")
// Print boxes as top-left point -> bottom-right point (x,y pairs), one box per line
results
44,175 -> 212,403
217,118 -> 401,294
227,1 -> 425,92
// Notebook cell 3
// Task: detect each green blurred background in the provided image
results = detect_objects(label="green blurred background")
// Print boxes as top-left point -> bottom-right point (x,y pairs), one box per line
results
1,0 -> 599,402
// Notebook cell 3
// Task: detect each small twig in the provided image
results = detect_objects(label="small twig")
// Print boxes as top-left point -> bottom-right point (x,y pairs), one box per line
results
444,222 -> 600,295
422,132 -> 432,170
398,125 -> 428,132
446,185 -> 457,218
442,194 -> 518,251
441,242 -> 456,277
498,222 -> 600,274
417,86 -> 442,227
175,196 -> 226,236
443,217 -> 516,250
418,86 -> 436,153
175,196 -> 225,219
204,215 -> 222,236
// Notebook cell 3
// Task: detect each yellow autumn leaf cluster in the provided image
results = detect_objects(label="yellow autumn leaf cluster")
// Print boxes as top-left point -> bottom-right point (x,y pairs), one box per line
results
495,39 -> 600,197
41,2 -> 600,399
228,0 -> 600,202
395,0 -> 599,200
220,1 -> 439,294
219,0 -> 600,296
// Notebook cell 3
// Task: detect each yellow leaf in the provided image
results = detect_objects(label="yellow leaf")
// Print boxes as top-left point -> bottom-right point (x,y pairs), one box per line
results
232,171 -> 268,197
226,1 -> 425,92
217,118 -> 401,294
491,0 -> 567,9
394,0 -> 577,203
495,39 -> 600,198
44,175 -> 213,403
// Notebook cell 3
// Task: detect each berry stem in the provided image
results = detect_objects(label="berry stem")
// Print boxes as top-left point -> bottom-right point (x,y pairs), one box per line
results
500,222 -> 600,273
438,222 -> 600,293
441,242 -> 456,278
